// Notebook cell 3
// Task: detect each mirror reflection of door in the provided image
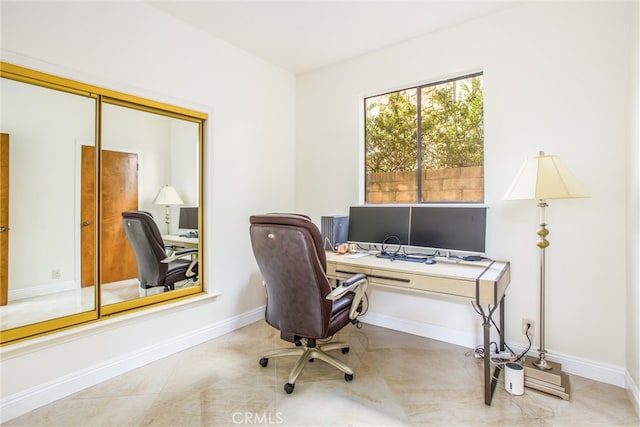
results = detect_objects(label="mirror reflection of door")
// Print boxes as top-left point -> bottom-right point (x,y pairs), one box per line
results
81,146 -> 138,287
1,133 -> 9,306
80,145 -> 96,287
101,149 -> 139,284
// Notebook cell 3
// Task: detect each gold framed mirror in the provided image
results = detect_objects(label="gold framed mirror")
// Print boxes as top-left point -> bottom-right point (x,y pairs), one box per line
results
0,62 -> 206,343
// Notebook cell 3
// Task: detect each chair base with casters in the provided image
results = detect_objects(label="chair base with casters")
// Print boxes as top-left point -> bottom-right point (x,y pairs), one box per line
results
259,337 -> 354,394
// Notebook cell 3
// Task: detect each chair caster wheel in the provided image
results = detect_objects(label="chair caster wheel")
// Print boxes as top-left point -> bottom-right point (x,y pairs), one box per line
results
259,358 -> 268,367
341,347 -> 349,354
345,373 -> 353,382
284,383 -> 295,394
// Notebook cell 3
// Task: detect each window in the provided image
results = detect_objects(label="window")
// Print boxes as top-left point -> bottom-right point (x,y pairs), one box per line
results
364,73 -> 484,203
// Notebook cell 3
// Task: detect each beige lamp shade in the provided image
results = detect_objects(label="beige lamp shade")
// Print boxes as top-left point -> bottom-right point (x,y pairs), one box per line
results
153,185 -> 184,205
502,151 -> 590,201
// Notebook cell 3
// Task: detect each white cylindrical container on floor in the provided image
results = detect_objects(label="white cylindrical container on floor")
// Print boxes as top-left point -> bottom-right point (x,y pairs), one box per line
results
505,362 -> 524,395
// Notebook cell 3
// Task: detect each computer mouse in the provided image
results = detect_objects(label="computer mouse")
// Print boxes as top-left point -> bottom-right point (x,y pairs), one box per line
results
425,258 -> 436,264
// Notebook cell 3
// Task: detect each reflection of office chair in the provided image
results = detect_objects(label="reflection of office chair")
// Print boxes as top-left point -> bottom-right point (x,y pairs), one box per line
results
122,211 -> 198,291
249,213 -> 368,394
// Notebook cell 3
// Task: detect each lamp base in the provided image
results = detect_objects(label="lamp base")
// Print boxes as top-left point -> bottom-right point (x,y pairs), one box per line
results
523,356 -> 570,400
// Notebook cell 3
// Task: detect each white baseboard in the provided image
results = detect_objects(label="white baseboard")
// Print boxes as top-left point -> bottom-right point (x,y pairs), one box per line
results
626,370 -> 640,417
361,310 -> 629,389
361,311 -> 484,349
0,305 -> 265,423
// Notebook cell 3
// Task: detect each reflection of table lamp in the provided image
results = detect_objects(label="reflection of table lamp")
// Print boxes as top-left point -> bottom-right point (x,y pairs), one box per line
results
503,151 -> 589,400
153,185 -> 183,234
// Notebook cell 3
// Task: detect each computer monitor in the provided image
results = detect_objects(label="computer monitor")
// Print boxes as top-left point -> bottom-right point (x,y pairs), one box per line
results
409,206 -> 486,254
178,207 -> 198,231
348,206 -> 410,245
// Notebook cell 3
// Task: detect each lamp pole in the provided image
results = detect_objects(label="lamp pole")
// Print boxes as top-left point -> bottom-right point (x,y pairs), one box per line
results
534,199 -> 552,370
164,205 -> 171,234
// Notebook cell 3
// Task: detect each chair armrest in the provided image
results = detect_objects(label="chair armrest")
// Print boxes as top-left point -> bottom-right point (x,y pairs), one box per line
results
162,249 -> 199,278
161,248 -> 198,263
326,273 -> 367,297
326,273 -> 368,320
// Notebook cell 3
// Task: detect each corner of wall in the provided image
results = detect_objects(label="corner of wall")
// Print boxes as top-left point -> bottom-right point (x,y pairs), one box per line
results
626,0 -> 640,415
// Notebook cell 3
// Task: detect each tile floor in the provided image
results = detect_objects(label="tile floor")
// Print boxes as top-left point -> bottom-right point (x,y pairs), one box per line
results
5,321 -> 639,426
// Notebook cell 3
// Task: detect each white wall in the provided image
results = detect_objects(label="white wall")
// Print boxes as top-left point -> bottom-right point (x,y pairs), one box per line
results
626,0 -> 640,408
101,104 -> 198,234
168,118 -> 200,229
0,1 -> 294,418
296,0 -> 636,388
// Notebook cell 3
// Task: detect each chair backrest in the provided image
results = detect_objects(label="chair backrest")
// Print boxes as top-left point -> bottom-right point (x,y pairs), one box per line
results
249,214 -> 333,341
122,211 -> 168,287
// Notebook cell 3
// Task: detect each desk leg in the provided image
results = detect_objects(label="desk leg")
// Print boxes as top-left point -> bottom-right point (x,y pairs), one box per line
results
482,295 -> 506,405
484,318 -> 503,405
483,319 -> 491,404
500,295 -> 505,351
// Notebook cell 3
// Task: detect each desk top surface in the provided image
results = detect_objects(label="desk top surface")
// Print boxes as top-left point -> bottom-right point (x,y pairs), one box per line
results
162,234 -> 199,244
325,251 -> 509,283
325,251 -> 510,305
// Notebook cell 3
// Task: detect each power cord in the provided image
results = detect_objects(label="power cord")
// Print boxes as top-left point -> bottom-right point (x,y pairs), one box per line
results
466,341 -> 499,359
515,323 -> 533,363
490,318 -> 532,363
355,243 -> 378,252
378,235 -> 403,257
324,236 -> 334,250
467,302 -> 534,365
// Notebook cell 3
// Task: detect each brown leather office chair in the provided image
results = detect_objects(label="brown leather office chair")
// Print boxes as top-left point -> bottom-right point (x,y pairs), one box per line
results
122,211 -> 198,291
249,213 -> 367,394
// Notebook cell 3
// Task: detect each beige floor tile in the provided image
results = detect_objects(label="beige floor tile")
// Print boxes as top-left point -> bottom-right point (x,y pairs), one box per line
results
5,321 -> 639,427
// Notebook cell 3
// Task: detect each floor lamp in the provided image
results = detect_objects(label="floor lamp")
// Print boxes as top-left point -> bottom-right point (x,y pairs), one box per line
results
503,151 -> 589,400
153,185 -> 184,234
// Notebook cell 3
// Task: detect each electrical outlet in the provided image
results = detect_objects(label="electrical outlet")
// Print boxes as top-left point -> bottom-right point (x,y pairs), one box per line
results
52,269 -> 61,280
522,318 -> 535,337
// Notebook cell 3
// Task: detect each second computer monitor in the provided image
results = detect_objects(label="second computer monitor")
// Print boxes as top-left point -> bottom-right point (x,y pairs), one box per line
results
409,206 -> 486,254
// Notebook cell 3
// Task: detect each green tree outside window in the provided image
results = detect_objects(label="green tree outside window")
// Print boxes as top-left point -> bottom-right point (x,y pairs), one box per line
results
365,74 -> 483,203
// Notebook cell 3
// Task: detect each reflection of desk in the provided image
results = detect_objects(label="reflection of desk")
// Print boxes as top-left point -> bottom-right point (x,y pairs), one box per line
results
162,235 -> 199,250
325,251 -> 510,406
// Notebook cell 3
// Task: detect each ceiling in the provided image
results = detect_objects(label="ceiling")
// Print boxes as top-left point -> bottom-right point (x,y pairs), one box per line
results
149,1 -> 516,75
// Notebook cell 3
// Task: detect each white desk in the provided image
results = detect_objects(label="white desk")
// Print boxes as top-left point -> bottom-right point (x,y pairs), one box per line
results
325,251 -> 511,405
162,235 -> 199,250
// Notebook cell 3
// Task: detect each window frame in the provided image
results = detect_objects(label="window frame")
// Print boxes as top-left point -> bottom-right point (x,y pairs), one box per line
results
364,71 -> 484,204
